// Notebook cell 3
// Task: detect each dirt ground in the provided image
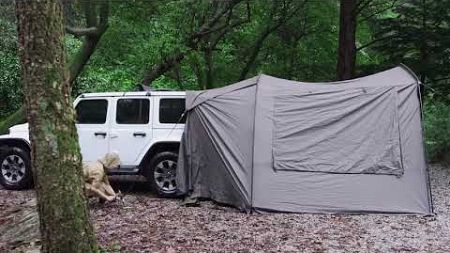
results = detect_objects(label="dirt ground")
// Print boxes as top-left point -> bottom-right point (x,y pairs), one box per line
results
0,164 -> 449,253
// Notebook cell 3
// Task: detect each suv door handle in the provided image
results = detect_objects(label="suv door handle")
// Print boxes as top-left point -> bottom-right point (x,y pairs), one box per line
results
133,132 -> 146,137
94,132 -> 107,137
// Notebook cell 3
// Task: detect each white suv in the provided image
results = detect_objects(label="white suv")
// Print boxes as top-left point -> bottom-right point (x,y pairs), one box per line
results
0,91 -> 186,197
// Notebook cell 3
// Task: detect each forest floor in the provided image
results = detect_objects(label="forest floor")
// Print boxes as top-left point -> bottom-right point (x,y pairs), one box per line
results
0,164 -> 449,253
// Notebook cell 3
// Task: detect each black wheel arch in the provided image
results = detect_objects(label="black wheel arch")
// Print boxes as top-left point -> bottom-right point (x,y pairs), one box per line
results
139,141 -> 180,174
0,138 -> 31,156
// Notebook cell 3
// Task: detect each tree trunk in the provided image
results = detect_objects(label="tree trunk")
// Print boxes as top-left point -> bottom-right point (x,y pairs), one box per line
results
68,0 -> 109,84
238,28 -> 273,81
336,0 -> 357,81
419,0 -> 428,95
0,0 -> 109,133
192,57 -> 206,90
142,52 -> 186,86
15,1 -> 98,252
69,35 -> 102,84
204,47 -> 214,89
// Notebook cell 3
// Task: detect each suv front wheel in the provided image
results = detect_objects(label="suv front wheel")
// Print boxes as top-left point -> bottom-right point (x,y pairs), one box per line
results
0,147 -> 33,190
145,151 -> 178,197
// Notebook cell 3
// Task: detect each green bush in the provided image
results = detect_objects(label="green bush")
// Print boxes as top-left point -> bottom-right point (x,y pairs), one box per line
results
423,99 -> 450,162
0,18 -> 22,119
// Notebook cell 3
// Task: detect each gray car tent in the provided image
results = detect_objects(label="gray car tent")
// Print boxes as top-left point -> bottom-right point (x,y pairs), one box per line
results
176,66 -> 433,214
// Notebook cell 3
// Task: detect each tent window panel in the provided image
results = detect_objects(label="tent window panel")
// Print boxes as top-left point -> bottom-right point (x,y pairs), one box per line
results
272,87 -> 403,176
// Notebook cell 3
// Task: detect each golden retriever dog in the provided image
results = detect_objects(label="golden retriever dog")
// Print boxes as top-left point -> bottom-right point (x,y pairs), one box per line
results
83,153 -> 121,202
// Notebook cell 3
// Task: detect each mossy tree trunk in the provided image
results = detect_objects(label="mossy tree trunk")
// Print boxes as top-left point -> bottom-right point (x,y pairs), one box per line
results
15,1 -> 98,252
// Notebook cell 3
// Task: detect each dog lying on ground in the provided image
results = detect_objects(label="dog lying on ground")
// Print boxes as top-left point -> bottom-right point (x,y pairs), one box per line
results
83,153 -> 121,202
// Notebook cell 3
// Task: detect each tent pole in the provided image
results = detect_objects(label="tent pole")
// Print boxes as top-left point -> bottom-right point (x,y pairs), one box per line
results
401,63 -> 434,214
417,81 -> 435,215
249,75 -> 262,213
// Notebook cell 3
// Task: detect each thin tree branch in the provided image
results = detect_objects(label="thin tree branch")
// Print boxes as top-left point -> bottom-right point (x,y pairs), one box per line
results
142,52 -> 186,86
192,0 -> 242,39
65,26 -> 99,37
356,0 -> 374,14
356,34 -> 395,51
358,0 -> 400,22
210,2 -> 251,49
432,76 -> 450,82
68,0 -> 109,83
82,0 -> 97,27
142,0 -> 246,87
238,0 -> 307,80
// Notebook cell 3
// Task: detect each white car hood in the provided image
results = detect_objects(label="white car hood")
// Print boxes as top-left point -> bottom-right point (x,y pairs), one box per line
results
0,123 -> 30,142
9,123 -> 29,133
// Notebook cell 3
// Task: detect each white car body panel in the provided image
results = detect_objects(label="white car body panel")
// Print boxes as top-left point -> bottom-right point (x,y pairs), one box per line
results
2,91 -> 186,169
109,96 -> 153,165
0,123 -> 30,144
75,97 -> 111,162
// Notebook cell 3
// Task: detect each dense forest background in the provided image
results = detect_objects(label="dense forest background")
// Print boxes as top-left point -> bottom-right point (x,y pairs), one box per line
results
0,0 -> 448,161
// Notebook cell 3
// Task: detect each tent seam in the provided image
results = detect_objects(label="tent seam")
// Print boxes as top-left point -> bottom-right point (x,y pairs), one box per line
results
186,77 -> 258,110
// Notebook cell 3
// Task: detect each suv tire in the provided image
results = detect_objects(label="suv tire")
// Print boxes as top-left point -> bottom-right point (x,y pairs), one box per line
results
145,151 -> 178,197
0,147 -> 33,190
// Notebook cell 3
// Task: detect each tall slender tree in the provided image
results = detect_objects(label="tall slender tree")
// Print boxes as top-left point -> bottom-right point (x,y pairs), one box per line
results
15,1 -> 98,252
336,0 -> 357,80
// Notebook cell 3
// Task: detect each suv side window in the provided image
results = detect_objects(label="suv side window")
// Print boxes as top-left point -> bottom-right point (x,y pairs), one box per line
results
116,99 -> 150,124
76,99 -> 108,124
159,98 -> 185,124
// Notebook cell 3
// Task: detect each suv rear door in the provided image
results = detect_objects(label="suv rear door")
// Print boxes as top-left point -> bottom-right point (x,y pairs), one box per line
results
109,97 -> 152,166
75,98 -> 110,162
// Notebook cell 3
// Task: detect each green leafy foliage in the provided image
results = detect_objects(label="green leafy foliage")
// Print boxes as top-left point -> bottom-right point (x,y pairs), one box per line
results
0,17 -> 22,119
370,0 -> 450,97
424,99 -> 450,161
0,0 -> 448,161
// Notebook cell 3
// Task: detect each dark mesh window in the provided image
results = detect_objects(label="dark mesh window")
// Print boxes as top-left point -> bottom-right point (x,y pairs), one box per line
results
116,99 -> 149,124
76,99 -> 108,124
159,99 -> 185,124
